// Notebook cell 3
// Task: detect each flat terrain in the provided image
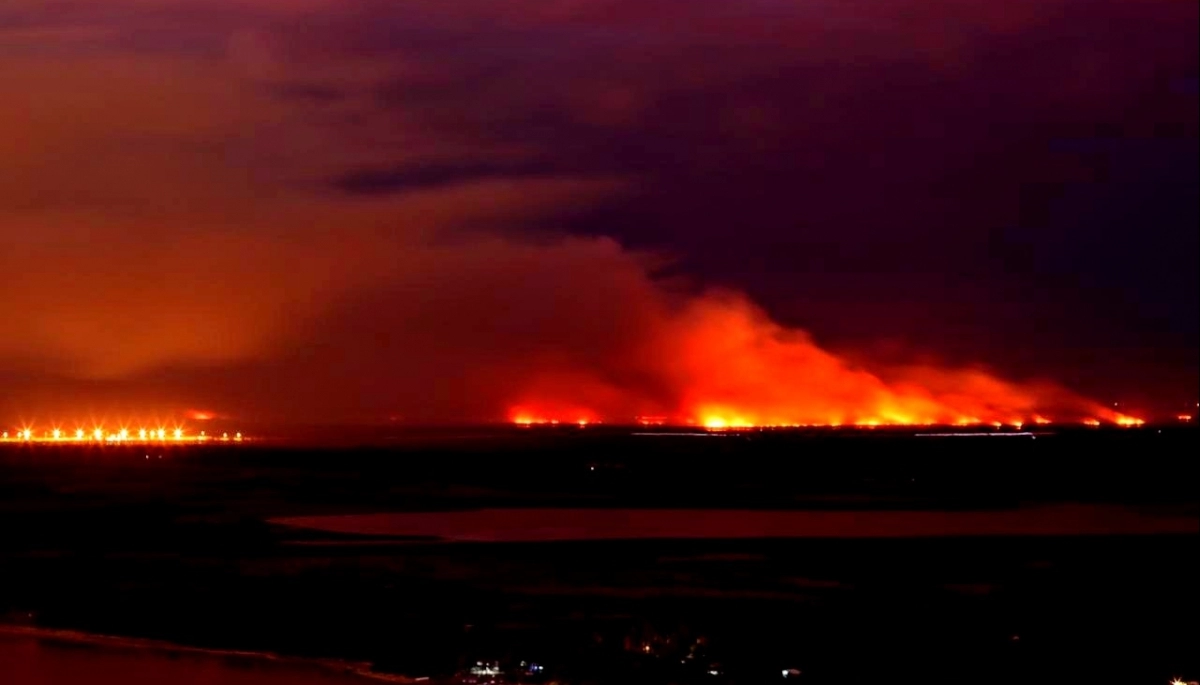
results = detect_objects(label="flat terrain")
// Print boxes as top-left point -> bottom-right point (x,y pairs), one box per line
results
1,426 -> 1196,684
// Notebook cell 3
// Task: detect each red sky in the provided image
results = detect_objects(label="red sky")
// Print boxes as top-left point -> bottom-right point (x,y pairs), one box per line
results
1,0 -> 1195,427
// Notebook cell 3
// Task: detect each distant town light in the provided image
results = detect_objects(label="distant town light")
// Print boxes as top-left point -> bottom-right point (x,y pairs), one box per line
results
2,420 -> 247,445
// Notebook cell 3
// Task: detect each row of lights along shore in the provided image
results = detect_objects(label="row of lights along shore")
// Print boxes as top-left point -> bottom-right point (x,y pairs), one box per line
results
2,427 -> 243,443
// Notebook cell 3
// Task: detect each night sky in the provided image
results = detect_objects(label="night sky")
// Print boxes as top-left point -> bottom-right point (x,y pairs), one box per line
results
2,0 -> 1196,426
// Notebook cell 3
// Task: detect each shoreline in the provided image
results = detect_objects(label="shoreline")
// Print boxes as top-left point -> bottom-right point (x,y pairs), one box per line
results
0,624 -> 423,684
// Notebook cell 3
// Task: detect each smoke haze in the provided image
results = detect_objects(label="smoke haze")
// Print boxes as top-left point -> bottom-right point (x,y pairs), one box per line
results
2,0 -> 1193,426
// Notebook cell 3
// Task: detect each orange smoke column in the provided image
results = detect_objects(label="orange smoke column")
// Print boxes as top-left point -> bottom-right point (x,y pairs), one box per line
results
509,293 -> 1138,427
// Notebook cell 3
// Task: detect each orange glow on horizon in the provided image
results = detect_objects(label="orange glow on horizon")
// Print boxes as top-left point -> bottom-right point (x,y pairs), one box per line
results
636,416 -> 667,427
501,297 -> 1145,435
508,411 -> 1145,430
703,417 -> 729,430
510,407 -> 598,428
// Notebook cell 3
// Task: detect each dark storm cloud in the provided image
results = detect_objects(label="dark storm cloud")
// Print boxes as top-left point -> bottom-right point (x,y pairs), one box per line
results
268,83 -> 347,103
332,162 -> 560,196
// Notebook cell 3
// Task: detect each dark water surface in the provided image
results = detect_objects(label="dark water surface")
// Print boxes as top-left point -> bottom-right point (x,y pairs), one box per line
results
2,428 -> 1196,684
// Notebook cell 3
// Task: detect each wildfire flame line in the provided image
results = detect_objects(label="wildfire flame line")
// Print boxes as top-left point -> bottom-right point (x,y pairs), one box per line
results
509,413 -> 1144,430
